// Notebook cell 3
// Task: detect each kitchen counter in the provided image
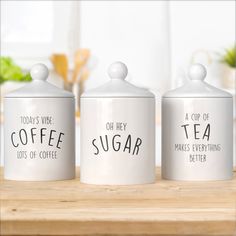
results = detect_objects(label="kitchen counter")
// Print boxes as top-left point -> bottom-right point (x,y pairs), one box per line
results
0,167 -> 236,236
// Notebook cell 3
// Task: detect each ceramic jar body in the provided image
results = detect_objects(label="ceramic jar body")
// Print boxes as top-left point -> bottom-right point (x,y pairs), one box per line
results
4,98 -> 75,181
81,97 -> 156,185
162,97 -> 233,180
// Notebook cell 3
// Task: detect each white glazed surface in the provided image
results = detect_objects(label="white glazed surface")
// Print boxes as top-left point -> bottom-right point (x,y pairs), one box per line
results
164,64 -> 232,98
4,98 -> 75,181
81,62 -> 155,98
5,64 -> 73,98
162,97 -> 233,181
80,97 -> 156,185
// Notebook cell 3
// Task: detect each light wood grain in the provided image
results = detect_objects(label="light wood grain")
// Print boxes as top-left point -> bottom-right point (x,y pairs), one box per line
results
0,168 -> 236,236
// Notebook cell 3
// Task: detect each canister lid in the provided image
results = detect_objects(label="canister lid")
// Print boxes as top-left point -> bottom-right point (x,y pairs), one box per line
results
81,62 -> 155,98
163,64 -> 232,98
5,63 -> 74,98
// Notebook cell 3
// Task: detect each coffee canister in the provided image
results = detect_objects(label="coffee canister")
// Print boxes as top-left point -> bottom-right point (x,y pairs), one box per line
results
80,62 -> 156,185
4,64 -> 75,181
162,64 -> 233,181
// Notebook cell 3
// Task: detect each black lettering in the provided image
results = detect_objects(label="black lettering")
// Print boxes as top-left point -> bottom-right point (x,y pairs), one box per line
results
112,134 -> 121,151
194,124 -> 200,140
123,135 -> 131,153
11,132 -> 19,147
40,128 -> 46,144
181,124 -> 189,139
30,128 -> 37,144
133,138 -> 142,155
49,130 -> 56,147
100,135 -> 109,152
56,132 -> 64,149
203,124 -> 210,141
19,129 -> 28,145
92,139 -> 99,155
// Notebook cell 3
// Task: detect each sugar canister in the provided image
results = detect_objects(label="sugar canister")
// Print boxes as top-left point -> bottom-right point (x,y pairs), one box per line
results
80,62 -> 156,185
4,64 -> 75,181
162,64 -> 233,181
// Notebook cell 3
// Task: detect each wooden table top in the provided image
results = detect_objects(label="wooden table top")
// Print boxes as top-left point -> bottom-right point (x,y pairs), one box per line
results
1,167 -> 236,236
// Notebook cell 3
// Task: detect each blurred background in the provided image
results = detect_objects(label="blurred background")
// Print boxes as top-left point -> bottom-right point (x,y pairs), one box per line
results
0,1 -> 235,166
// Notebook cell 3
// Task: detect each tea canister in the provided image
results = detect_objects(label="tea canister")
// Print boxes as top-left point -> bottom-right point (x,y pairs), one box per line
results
162,64 -> 233,181
80,62 -> 156,185
4,64 -> 75,181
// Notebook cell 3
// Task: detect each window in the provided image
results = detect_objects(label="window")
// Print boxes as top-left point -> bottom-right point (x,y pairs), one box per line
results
1,1 -> 80,65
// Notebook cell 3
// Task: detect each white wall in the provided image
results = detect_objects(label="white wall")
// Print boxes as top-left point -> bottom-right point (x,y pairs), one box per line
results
80,1 -> 235,92
1,1 -> 80,61
80,1 -> 171,94
169,1 -> 235,87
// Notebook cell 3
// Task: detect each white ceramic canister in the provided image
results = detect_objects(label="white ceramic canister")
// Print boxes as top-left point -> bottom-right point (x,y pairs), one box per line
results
4,64 -> 75,181
162,64 -> 233,181
80,62 -> 156,185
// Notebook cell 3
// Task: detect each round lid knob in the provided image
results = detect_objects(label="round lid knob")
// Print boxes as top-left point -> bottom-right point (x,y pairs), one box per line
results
30,63 -> 49,81
188,63 -> 207,81
108,61 -> 128,80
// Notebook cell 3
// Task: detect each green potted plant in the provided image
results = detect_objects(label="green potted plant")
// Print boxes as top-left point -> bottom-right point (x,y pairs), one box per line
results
219,46 -> 236,89
0,57 -> 31,84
